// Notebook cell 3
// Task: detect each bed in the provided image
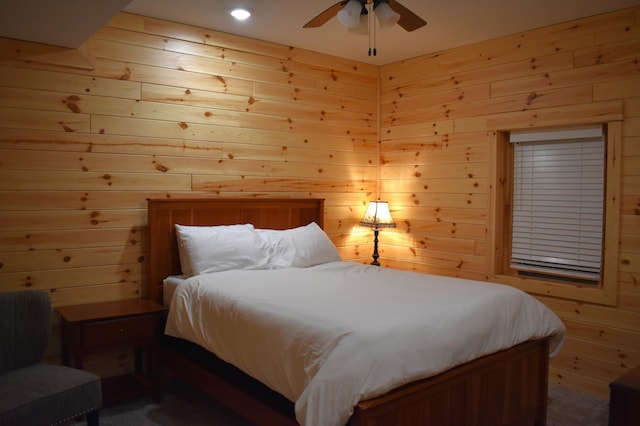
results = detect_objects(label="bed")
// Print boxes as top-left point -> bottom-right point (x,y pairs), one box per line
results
147,197 -> 565,426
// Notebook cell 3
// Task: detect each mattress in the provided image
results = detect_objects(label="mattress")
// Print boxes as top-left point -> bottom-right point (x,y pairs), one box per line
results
162,275 -> 186,307
164,261 -> 565,426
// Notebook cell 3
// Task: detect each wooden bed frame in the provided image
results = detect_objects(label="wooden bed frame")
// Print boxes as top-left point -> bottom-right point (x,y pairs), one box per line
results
147,197 -> 551,426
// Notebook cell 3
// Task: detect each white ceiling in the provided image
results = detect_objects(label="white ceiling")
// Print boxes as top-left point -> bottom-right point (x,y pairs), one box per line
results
2,0 -> 640,65
0,0 -> 132,49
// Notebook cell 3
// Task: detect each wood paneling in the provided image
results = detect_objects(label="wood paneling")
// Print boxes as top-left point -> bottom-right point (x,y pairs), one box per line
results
380,6 -> 640,398
0,12 -> 377,316
0,5 -> 638,397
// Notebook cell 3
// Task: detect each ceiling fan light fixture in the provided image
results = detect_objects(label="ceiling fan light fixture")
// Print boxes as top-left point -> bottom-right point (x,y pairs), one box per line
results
303,0 -> 427,56
374,2 -> 400,30
337,0 -> 363,28
348,13 -> 369,35
348,5 -> 369,35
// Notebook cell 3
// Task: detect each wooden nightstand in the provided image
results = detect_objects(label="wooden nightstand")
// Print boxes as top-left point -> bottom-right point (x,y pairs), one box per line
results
610,366 -> 640,426
57,298 -> 166,404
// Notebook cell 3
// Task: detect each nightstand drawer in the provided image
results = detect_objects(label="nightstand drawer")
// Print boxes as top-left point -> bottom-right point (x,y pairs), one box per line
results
83,315 -> 157,349
57,299 -> 166,404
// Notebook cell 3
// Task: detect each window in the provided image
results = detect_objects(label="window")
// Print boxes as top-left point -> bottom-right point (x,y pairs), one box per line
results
491,122 -> 621,305
510,126 -> 604,284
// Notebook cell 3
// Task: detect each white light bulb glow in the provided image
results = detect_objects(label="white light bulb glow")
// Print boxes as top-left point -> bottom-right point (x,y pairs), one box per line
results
230,8 -> 251,21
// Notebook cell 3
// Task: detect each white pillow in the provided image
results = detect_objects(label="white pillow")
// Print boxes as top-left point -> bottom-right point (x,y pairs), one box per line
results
258,222 -> 341,268
175,224 -> 269,277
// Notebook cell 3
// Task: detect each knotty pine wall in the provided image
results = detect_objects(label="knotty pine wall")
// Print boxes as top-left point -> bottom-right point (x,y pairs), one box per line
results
379,7 -> 640,397
0,6 -> 638,397
0,13 -> 378,375
0,13 -> 379,304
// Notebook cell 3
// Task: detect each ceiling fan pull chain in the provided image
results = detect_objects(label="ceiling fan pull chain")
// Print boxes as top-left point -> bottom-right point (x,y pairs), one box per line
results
372,6 -> 377,56
368,2 -> 372,56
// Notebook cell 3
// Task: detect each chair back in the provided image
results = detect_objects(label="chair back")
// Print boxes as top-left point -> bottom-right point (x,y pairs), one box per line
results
0,291 -> 51,373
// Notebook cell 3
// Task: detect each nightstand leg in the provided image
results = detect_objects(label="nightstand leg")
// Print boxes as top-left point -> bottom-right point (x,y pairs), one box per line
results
61,345 -> 70,366
151,345 -> 162,403
134,346 -> 144,374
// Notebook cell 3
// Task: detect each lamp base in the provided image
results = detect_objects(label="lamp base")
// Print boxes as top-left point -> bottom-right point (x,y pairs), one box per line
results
370,228 -> 381,266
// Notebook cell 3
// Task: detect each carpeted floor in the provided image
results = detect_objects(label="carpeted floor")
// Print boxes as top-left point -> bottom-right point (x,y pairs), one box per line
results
547,383 -> 609,426
72,378 -> 253,426
73,379 -> 610,426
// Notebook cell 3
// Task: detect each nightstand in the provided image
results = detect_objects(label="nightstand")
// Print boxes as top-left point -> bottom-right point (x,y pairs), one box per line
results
610,366 -> 640,426
57,298 -> 166,404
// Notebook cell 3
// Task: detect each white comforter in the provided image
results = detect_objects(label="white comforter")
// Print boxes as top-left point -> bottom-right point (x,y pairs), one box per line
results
165,261 -> 565,426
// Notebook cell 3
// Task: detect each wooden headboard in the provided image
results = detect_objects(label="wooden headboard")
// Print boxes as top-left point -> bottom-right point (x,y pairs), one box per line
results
146,198 -> 325,303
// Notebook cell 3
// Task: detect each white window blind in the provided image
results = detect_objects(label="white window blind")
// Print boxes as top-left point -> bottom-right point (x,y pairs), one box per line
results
510,125 -> 605,281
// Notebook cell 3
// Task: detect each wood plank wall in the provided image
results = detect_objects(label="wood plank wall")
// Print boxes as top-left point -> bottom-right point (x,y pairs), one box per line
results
0,13 -> 378,375
0,13 -> 379,308
0,6 -> 638,397
379,7 -> 640,397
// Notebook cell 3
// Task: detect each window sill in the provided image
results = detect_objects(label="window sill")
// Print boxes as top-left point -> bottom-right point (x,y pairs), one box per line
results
491,274 -> 617,306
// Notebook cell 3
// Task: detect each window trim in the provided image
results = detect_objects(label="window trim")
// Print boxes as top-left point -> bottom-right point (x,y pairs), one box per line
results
489,121 -> 621,306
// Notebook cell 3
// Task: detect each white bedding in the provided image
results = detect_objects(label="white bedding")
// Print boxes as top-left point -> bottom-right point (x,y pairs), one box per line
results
165,261 -> 565,426
162,275 -> 186,307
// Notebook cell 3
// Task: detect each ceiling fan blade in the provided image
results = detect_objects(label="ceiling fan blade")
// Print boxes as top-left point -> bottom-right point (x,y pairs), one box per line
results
303,1 -> 347,28
387,0 -> 427,31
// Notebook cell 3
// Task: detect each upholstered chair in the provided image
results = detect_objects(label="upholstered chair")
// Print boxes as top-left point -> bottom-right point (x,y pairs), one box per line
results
0,291 -> 102,425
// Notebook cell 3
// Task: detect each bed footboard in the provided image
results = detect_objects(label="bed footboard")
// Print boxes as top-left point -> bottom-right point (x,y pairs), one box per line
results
162,336 -> 550,426
351,338 -> 550,426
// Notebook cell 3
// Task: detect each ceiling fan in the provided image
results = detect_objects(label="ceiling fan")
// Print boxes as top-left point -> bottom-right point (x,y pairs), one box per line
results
303,0 -> 427,32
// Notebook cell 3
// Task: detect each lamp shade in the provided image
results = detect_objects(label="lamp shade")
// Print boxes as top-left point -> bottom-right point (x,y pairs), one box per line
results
360,201 -> 396,229
337,0 -> 363,28
374,2 -> 400,30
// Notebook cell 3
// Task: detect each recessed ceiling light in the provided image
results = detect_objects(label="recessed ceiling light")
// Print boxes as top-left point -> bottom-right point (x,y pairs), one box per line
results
230,8 -> 251,21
